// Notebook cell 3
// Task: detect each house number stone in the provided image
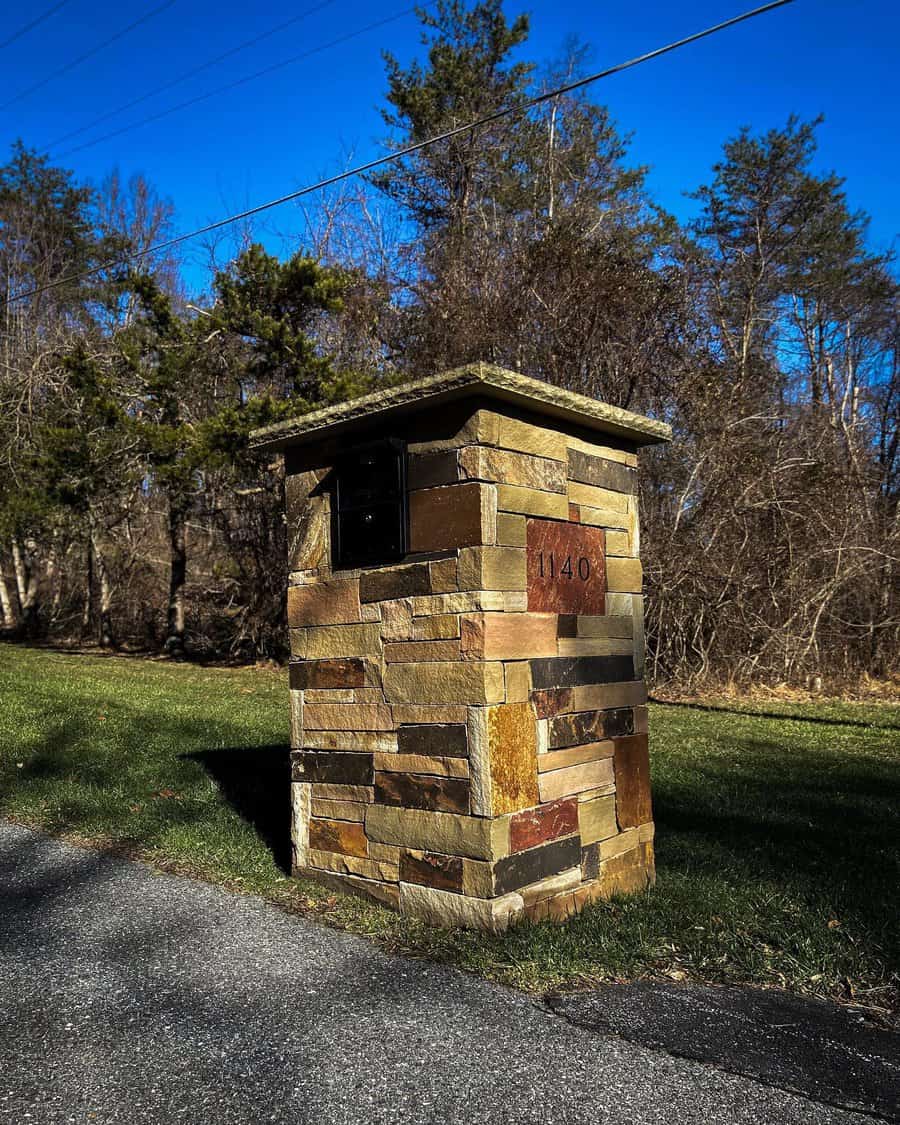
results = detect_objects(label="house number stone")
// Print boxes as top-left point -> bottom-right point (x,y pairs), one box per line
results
526,519 -> 606,615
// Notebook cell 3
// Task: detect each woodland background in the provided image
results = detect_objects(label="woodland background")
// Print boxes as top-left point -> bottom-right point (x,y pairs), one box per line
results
1,1 -> 897,689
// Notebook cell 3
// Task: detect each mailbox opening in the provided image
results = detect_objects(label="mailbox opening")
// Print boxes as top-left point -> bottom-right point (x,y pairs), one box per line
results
332,438 -> 408,569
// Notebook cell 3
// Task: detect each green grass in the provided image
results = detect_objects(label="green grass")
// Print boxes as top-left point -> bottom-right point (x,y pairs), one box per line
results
1,643 -> 897,1012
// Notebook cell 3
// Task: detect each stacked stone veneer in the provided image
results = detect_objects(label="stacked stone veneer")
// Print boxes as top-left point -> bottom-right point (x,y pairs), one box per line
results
284,402 -> 654,931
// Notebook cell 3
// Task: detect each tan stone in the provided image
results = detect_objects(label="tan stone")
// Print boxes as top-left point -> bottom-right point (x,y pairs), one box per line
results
391,703 -> 469,725
605,529 -> 634,556
410,591 -> 513,616
303,703 -> 393,731
308,817 -> 368,858
383,639 -> 462,663
461,858 -> 495,898
599,827 -> 640,860
566,434 -> 637,466
289,689 -> 303,749
568,481 -> 630,512
494,414 -> 569,462
301,731 -> 396,752
605,593 -> 635,615
578,794 -> 618,845
374,753 -> 470,778
496,512 -> 527,547
285,470 -> 328,571
290,781 -> 312,870
366,805 -> 507,860
569,682 -> 646,716
429,556 -> 459,594
311,798 -> 367,822
606,557 -> 643,593
306,623 -> 382,659
537,740 -> 614,773
408,482 -> 495,553
466,707 -> 493,817
557,638 -> 634,658
360,602 -> 382,623
459,446 -> 567,493
576,504 -> 630,530
368,841 -> 403,864
399,882 -> 524,932
496,484 -> 569,520
383,661 -> 505,705
303,869 -> 400,909
409,613 -> 460,640
518,866 -> 583,907
458,547 -> 527,592
634,593 -> 646,678
289,628 -> 308,659
287,579 -> 361,627
460,612 -> 557,661
504,661 -> 532,703
351,688 -> 386,704
486,702 -> 540,816
303,689 -> 355,704
308,849 -> 399,882
380,599 -> 413,641
577,616 -> 633,639
311,784 -> 374,801
538,757 -> 615,802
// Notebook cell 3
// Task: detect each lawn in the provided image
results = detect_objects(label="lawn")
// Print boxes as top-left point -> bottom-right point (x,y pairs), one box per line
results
1,643 -> 897,1014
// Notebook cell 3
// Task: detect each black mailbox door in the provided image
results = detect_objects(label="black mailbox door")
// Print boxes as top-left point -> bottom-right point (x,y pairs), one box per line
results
333,439 -> 407,569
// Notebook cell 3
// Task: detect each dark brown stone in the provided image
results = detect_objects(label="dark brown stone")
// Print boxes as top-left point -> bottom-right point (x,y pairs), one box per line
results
531,688 -> 575,719
530,655 -> 635,691
604,707 -> 635,739
509,798 -> 578,854
399,849 -> 464,892
291,751 -> 374,786
493,835 -> 582,895
359,562 -> 433,603
408,482 -> 485,553
567,449 -> 637,494
614,734 -> 653,828
557,615 -> 578,638
289,658 -> 367,691
308,818 -> 369,858
526,519 -> 606,615
549,707 -> 635,748
374,771 -> 470,814
407,451 -> 460,490
581,843 -> 600,881
397,724 -> 468,758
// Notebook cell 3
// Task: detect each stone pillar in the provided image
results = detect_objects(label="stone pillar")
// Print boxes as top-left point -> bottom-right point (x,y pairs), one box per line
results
251,364 -> 670,931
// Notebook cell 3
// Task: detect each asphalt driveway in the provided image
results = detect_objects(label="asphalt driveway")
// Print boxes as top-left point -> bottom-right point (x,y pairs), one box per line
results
0,821 -> 891,1124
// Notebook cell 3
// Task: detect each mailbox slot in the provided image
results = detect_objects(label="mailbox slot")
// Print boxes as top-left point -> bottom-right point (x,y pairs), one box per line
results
333,439 -> 407,568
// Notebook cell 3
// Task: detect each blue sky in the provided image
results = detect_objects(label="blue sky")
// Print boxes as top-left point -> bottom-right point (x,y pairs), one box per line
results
1,0 -> 896,291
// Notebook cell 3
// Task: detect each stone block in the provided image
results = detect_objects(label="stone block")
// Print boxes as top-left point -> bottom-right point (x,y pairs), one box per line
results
566,434 -> 637,466
461,858 -> 494,898
504,661 -> 532,703
634,593 -> 646,678
606,558 -> 643,593
578,794 -> 618,845
599,826 -> 640,860
493,836 -> 581,895
525,520 -> 606,615
383,661 -> 505,705
605,530 -> 634,556
496,513 -> 527,546
577,505 -> 630,531
409,613 -> 460,640
567,449 -> 637,494
392,704 -> 470,725
495,483 -> 569,520
303,703 -> 393,731
311,783 -> 374,802
486,702 -> 540,815
300,730 -> 396,752
577,616 -> 633,639
301,868 -> 400,909
292,752 -> 374,786
366,805 -> 506,860
306,623 -> 382,659
570,680 -> 646,711
396,723 -> 468,758
460,612 -> 557,661
429,557 -> 459,594
530,655 -> 635,691
289,628 -> 308,659
359,562 -> 433,603
289,658 -> 369,691
458,547 -> 527,592
289,689 -> 303,749
408,482 -> 494,553
384,640 -> 462,663
633,705 -> 649,734
374,753 -> 469,779
399,850 -> 463,892
399,882 -> 524,933
531,687 -> 575,718
494,415 -> 569,462
407,450 -> 460,490
290,781 -> 312,870
598,842 -> 654,897
509,798 -> 578,853
614,734 -> 653,828
308,817 -> 368,858
310,798 -> 367,822
303,689 -> 354,704
374,771 -> 470,815
517,866 -> 583,907
557,638 -> 634,658
459,446 -> 567,493
287,579 -> 361,627
285,470 -> 328,571
537,740 -> 614,773
308,850 -> 399,882
380,599 -> 413,641
567,481 -> 630,513
538,757 -> 615,802
549,708 -> 633,749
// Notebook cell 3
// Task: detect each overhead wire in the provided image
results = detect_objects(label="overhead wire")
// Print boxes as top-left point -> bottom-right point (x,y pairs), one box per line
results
0,0 -> 178,111
5,0 -> 795,308
45,0 -> 340,152
54,5 -> 420,158
0,0 -> 72,51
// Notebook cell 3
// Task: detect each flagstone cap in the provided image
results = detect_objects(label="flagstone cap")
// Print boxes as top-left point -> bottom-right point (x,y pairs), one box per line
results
250,362 -> 672,453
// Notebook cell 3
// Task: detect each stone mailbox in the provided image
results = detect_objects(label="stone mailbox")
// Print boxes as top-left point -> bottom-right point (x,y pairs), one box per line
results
250,363 -> 671,931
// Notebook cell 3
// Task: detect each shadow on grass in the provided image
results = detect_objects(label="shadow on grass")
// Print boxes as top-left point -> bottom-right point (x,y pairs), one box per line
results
652,697 -> 900,731
184,745 -> 293,874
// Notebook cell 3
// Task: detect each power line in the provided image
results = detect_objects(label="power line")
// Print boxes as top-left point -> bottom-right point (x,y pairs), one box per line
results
45,0 -> 340,152
55,5 -> 419,158
0,0 -> 72,51
0,0 -> 178,112
6,0 -> 795,308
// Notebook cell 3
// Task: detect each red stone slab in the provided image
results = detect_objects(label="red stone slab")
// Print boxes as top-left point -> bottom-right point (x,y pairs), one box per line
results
526,519 -> 606,615
509,798 -> 578,854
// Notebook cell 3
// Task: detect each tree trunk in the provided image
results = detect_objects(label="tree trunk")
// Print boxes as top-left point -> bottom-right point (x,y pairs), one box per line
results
11,538 -> 27,608
166,494 -> 188,657
81,537 -> 93,638
0,562 -> 17,629
89,520 -> 115,648
12,538 -> 39,635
